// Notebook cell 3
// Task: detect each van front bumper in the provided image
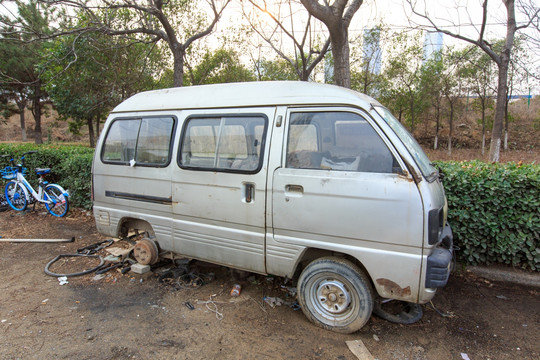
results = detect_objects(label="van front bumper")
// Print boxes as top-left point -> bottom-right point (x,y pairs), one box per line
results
425,223 -> 453,288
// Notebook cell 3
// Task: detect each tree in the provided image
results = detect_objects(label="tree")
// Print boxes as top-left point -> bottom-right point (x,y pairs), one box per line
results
459,45 -> 497,154
253,57 -> 299,81
44,0 -> 231,87
440,51 -> 465,155
0,0 -> 53,143
300,0 -> 363,88
350,26 -> 385,97
43,25 -> 163,147
380,31 -> 429,133
243,0 -> 330,81
185,48 -> 255,85
419,54 -> 446,149
405,0 -> 540,161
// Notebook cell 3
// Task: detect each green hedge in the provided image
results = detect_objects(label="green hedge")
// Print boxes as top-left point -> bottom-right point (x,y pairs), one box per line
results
2,144 -> 539,271
0,143 -> 94,209
437,161 -> 540,271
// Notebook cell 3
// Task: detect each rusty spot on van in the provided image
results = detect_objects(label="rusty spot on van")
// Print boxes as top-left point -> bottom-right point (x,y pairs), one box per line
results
376,278 -> 411,297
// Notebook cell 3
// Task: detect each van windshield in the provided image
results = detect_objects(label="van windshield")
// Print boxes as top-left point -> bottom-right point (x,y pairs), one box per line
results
372,105 -> 437,180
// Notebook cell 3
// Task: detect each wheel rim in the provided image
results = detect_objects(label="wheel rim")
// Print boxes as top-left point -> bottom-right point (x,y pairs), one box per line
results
308,274 -> 358,323
315,280 -> 351,315
6,182 -> 27,211
45,186 -> 68,217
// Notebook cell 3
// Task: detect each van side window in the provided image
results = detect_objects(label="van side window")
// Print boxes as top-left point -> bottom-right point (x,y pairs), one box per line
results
180,116 -> 267,173
102,117 -> 175,166
286,112 -> 399,173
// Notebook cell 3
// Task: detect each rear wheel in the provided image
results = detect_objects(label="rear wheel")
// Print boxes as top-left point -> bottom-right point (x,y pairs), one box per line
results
5,181 -> 27,211
44,184 -> 69,217
298,257 -> 374,333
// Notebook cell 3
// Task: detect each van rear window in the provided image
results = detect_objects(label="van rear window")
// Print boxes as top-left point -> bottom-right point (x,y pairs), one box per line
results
101,117 -> 175,166
179,116 -> 267,173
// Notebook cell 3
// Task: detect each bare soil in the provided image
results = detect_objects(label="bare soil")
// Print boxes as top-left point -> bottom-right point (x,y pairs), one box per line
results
0,208 -> 539,360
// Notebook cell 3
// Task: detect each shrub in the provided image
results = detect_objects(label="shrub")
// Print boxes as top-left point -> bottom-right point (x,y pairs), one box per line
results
2,144 -> 538,271
437,161 -> 540,271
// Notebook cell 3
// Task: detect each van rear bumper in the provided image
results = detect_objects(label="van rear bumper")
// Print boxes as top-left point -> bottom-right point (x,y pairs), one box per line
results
425,223 -> 453,288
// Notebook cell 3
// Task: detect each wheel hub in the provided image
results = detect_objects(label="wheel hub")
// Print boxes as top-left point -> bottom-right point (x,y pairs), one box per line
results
316,280 -> 351,314
133,239 -> 159,265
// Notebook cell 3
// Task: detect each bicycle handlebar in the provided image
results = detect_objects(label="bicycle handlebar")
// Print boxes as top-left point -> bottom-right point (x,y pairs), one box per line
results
17,151 -> 37,166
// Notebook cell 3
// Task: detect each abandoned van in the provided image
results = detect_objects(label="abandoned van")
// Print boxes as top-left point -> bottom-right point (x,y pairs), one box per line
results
92,81 -> 453,333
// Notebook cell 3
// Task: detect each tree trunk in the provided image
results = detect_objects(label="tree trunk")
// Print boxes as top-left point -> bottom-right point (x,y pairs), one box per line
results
32,80 -> 43,145
87,117 -> 95,148
434,105 -> 440,150
95,113 -> 101,140
299,0 -> 363,89
504,97 -> 509,151
481,97 -> 486,155
489,61 -> 509,162
448,100 -> 454,155
172,45 -> 185,87
16,101 -> 27,142
409,91 -> 415,132
331,28 -> 351,88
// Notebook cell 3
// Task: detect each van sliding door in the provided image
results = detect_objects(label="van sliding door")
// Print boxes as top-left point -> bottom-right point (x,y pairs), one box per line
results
171,108 -> 275,274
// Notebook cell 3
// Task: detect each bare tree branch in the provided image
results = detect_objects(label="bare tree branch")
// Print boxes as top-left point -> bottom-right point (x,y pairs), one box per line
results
244,0 -> 330,81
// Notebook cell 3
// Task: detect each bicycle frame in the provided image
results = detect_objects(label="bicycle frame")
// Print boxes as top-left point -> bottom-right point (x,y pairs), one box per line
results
13,170 -> 53,205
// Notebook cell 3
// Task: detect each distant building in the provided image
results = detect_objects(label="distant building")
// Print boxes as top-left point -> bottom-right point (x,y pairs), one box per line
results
424,31 -> 443,61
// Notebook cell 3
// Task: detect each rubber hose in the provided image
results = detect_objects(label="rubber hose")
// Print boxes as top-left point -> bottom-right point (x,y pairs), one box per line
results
44,253 -> 104,277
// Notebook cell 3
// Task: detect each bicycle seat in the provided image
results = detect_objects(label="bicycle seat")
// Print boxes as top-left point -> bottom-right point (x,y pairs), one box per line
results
35,168 -> 51,175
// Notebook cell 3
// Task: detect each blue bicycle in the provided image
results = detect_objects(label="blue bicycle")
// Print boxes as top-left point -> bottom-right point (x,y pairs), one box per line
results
3,151 -> 69,217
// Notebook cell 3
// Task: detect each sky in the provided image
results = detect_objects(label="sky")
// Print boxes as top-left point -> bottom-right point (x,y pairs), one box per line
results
223,0 -> 538,93
1,0 -> 538,92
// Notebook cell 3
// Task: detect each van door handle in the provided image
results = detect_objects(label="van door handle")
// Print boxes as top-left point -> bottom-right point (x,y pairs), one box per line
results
286,185 -> 304,193
245,183 -> 254,203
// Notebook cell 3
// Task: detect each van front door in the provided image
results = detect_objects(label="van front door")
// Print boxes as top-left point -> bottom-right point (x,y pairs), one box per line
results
171,108 -> 275,274
270,109 -> 424,294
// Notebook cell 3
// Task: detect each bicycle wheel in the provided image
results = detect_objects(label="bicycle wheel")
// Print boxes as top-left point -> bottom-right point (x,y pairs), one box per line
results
44,184 -> 69,217
5,181 -> 28,211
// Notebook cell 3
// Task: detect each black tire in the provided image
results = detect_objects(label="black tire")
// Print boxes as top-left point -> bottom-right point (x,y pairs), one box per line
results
372,298 -> 423,324
44,184 -> 69,217
5,181 -> 27,211
297,257 -> 373,334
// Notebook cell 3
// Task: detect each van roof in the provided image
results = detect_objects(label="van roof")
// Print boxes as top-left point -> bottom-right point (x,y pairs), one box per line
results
112,81 -> 379,113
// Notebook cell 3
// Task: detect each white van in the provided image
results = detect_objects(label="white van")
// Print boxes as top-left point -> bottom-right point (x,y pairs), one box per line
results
92,81 -> 453,333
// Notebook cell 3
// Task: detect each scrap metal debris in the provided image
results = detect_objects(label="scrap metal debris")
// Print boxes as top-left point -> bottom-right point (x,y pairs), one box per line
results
158,263 -> 215,290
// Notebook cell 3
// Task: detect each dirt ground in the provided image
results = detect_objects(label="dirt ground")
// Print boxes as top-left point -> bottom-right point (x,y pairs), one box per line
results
0,209 -> 539,360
